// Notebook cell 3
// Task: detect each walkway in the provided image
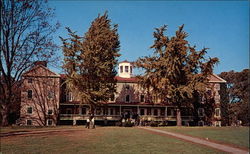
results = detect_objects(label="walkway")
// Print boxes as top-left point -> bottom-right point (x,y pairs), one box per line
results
140,127 -> 249,154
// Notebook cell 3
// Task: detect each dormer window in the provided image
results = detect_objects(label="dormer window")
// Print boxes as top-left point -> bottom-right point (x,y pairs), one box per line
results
140,95 -> 145,102
125,85 -> 130,90
125,95 -> 130,103
125,66 -> 129,73
120,66 -> 123,73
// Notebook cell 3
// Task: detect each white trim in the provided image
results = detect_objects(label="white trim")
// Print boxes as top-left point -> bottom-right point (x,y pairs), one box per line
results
47,109 -> 53,115
47,119 -> 53,126
209,74 -> 227,83
26,119 -> 32,126
215,108 -> 221,117
27,106 -> 33,114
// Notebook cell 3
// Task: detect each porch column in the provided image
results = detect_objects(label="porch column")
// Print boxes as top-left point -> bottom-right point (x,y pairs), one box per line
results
73,117 -> 76,126
165,107 -> 167,117
137,105 -> 139,114
119,105 -> 122,115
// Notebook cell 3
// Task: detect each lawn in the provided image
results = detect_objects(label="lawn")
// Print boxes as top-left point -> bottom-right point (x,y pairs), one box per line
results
1,127 -> 224,154
157,126 -> 249,149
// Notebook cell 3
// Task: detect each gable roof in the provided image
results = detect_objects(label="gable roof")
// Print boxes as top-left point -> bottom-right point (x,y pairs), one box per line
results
22,65 -> 60,78
208,74 -> 227,83
119,60 -> 132,64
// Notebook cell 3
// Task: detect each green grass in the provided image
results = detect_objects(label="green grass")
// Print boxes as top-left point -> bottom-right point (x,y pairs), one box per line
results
157,126 -> 249,149
0,126 -> 84,133
1,127 -> 224,154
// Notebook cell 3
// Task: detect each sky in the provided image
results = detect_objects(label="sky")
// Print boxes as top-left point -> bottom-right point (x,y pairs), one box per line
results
49,1 -> 249,75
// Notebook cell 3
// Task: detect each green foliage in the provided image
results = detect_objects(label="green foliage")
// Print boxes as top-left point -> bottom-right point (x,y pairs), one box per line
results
60,12 -> 120,112
136,25 -> 219,126
219,69 -> 250,125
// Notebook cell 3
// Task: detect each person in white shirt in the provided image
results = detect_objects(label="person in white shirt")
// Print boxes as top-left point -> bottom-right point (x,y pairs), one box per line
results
86,117 -> 90,129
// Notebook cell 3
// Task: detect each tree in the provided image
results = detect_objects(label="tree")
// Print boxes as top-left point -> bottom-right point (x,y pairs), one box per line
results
61,12 -> 120,125
219,69 -> 249,125
0,0 -> 60,126
136,25 -> 218,126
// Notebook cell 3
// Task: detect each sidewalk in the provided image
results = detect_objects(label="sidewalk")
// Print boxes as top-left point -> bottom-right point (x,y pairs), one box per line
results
140,127 -> 249,154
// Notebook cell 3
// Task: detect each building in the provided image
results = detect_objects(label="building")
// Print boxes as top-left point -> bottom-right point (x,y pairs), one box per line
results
19,61 -> 226,126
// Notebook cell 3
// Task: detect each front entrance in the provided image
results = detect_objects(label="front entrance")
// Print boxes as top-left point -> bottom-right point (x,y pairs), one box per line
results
123,109 -> 132,119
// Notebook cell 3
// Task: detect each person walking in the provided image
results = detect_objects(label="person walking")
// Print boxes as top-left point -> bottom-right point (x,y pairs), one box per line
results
91,116 -> 95,129
86,117 -> 90,129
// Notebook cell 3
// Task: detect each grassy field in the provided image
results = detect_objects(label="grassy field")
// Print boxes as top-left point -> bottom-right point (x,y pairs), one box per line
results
1,126 -> 225,154
0,125 -> 84,133
157,126 -> 249,149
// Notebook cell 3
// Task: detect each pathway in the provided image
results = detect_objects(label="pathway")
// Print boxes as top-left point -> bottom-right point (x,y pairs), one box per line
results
140,127 -> 249,154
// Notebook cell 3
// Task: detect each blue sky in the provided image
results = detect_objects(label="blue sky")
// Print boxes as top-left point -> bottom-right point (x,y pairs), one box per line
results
49,1 -> 249,74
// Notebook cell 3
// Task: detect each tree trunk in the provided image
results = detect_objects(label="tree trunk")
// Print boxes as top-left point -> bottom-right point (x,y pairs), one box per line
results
1,104 -> 9,126
176,108 -> 182,126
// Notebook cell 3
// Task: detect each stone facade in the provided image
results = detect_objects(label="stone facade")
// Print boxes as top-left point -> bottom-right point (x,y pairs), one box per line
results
19,61 -> 226,126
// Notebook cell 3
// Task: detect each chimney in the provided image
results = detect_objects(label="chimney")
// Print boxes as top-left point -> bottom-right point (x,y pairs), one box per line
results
34,61 -> 47,67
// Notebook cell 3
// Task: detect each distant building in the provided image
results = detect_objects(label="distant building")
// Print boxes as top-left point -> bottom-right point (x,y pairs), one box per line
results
19,61 -> 226,126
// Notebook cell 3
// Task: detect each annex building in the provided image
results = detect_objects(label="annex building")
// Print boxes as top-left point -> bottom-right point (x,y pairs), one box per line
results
19,61 -> 226,127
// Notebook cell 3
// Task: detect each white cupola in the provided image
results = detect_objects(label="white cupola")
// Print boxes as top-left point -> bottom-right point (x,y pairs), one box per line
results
118,60 -> 133,78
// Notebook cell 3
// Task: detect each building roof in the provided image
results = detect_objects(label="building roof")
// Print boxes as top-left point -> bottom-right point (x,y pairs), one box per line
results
115,76 -> 138,83
208,74 -> 227,83
22,64 -> 60,78
118,60 -> 132,64
60,74 -> 226,83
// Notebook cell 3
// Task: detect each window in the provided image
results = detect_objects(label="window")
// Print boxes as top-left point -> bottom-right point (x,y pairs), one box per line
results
27,120 -> 32,125
140,109 -> 145,115
140,95 -> 145,102
153,109 -> 158,116
27,107 -> 32,114
47,119 -> 53,126
125,95 -> 130,102
207,90 -> 212,96
96,108 -> 101,115
28,78 -> 32,83
125,66 -> 129,72
120,66 -> 123,73
48,91 -> 54,99
66,92 -> 73,101
27,90 -> 32,99
130,66 -> 133,74
66,109 -> 72,114
198,120 -> 204,126
110,108 -> 114,115
110,94 -> 115,101
215,108 -> 221,117
198,108 -> 205,117
82,108 -> 86,115
48,109 -> 53,115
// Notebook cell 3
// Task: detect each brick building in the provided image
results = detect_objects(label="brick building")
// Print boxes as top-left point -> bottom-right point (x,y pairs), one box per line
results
19,61 -> 226,126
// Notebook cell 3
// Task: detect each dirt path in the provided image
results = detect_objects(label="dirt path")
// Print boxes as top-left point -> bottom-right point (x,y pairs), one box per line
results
139,127 -> 249,154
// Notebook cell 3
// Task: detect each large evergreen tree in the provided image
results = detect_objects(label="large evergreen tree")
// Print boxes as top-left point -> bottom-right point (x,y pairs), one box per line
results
60,12 -> 120,116
136,25 -> 219,126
